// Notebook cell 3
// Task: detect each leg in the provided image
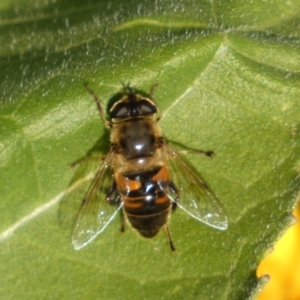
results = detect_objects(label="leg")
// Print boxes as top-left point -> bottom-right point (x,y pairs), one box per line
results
106,181 -> 119,204
69,155 -> 104,168
164,138 -> 215,159
85,84 -> 112,129
164,224 -> 176,252
169,181 -> 179,213
177,150 -> 215,158
149,82 -> 159,99
171,201 -> 177,213
149,82 -> 162,122
120,209 -> 125,233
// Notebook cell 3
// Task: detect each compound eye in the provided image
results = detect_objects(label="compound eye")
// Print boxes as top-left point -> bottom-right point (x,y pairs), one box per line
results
115,107 -> 128,117
139,100 -> 157,114
111,103 -> 129,118
110,99 -> 157,119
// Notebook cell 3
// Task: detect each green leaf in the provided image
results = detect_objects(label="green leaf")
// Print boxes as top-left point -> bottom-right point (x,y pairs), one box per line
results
1,0 -> 300,299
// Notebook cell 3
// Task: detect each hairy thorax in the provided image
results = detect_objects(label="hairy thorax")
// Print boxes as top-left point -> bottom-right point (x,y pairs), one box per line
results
110,118 -> 163,172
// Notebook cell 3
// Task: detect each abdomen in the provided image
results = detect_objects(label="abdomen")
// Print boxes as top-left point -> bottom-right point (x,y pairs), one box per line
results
115,165 -> 171,238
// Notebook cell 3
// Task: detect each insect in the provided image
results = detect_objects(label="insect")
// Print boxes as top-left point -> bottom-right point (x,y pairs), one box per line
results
71,83 -> 228,251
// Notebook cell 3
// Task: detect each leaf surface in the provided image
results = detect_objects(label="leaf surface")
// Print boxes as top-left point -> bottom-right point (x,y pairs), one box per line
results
1,1 -> 300,299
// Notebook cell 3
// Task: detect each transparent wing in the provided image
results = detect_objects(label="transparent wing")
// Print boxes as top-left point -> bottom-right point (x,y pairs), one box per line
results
71,150 -> 122,250
58,153 -> 104,230
163,142 -> 228,230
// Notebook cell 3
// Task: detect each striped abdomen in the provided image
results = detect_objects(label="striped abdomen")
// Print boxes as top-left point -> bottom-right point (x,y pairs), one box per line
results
115,165 -> 171,238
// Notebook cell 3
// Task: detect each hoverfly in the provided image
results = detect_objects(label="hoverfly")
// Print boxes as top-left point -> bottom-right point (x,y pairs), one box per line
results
70,83 -> 228,251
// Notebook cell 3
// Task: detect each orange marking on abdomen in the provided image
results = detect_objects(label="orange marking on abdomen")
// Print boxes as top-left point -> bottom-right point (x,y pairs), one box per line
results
152,165 -> 170,182
155,194 -> 169,204
124,198 -> 144,209
115,174 -> 141,191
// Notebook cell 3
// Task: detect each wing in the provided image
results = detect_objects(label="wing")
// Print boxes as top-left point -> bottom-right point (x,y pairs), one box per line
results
71,149 -> 123,250
58,152 -> 105,230
162,142 -> 228,230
